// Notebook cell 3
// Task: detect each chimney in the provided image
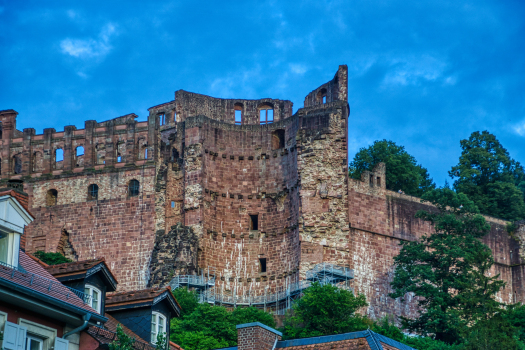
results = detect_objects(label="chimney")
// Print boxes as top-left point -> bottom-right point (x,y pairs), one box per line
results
236,322 -> 282,350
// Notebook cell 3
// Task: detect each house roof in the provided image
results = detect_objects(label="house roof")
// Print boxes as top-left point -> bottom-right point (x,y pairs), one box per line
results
105,286 -> 181,317
45,258 -> 118,291
87,314 -> 183,350
215,330 -> 415,350
0,251 -> 107,324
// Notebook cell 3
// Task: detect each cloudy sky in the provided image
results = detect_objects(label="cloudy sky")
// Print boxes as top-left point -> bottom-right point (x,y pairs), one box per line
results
1,0 -> 524,185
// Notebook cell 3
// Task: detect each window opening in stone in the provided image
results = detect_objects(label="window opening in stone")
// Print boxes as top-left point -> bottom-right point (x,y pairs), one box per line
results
171,201 -> 175,208
259,258 -> 267,273
317,88 -> 328,104
47,189 -> 58,206
272,129 -> 285,150
171,148 -> 179,162
88,184 -> 99,200
76,146 -> 84,156
323,96 -> 326,104
173,111 -> 177,122
0,129 -> 3,139
235,110 -> 242,125
117,153 -> 122,163
56,148 -> 64,163
376,177 -> 381,186
258,104 -> 274,125
249,214 -> 259,231
159,113 -> 166,126
13,154 -> 22,174
145,149 -> 148,159
0,158 -> 2,174
369,174 -> 374,186
128,179 -> 140,197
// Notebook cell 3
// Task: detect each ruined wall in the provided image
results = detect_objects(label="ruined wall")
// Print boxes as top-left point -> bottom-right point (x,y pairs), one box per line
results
180,115 -> 301,296
172,91 -> 293,125
23,167 -> 157,291
347,165 -> 525,320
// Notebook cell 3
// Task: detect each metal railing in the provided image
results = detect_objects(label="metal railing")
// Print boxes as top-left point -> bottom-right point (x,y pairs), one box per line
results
0,260 -> 92,305
169,263 -> 354,314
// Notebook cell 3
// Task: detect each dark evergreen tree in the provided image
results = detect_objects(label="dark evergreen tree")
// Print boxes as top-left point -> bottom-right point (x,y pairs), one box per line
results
449,131 -> 525,221
390,188 -> 505,344
349,140 -> 435,197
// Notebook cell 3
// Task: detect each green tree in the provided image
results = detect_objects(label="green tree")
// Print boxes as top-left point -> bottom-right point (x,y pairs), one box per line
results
449,130 -> 525,221
172,287 -> 200,316
462,314 -> 523,350
282,282 -> 369,339
33,251 -> 72,265
109,324 -> 135,350
390,188 -> 505,344
349,140 -> 435,197
170,303 -> 275,350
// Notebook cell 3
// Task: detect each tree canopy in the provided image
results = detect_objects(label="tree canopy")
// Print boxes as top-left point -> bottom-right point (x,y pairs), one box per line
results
170,288 -> 275,350
282,282 -> 369,339
449,130 -> 525,221
390,188 -> 505,344
349,140 -> 435,197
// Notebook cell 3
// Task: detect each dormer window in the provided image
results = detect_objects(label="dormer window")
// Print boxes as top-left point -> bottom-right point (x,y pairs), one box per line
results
84,285 -> 101,313
151,312 -> 167,344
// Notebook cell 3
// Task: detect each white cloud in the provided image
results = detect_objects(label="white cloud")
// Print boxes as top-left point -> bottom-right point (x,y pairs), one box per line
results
514,121 -> 525,136
289,63 -> 308,75
60,23 -> 117,60
382,55 -> 448,87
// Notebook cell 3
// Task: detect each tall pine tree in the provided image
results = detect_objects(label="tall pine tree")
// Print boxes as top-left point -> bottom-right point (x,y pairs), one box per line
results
449,131 -> 525,221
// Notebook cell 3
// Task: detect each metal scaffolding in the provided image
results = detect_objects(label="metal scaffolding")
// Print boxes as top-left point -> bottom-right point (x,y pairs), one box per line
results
169,263 -> 354,315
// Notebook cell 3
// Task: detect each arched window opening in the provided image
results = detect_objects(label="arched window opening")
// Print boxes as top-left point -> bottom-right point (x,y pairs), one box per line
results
272,129 -> 285,150
13,154 -> 22,174
88,184 -> 99,200
317,88 -> 328,104
76,146 -> 84,156
259,104 -> 274,125
234,103 -> 243,125
46,189 -> 58,206
128,179 -> 140,197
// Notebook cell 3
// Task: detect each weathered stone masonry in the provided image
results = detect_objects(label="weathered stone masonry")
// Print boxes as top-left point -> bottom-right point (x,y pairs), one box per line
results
2,65 -> 524,319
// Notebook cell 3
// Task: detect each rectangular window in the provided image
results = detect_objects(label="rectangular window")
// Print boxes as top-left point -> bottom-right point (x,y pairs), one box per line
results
259,110 -> 265,124
249,214 -> 258,231
26,335 -> 43,350
151,312 -> 167,344
322,96 -> 326,104
376,177 -> 381,186
235,110 -> 242,125
159,114 -> 165,125
267,109 -> 274,123
171,201 -> 175,208
259,258 -> 267,273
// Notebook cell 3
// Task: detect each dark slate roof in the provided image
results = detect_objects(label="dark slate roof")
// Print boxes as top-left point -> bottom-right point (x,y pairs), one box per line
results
45,258 -> 118,291
275,330 -> 415,350
213,330 -> 415,350
105,287 -> 181,317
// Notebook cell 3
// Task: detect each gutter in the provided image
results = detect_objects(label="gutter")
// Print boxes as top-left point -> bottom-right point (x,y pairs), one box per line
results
63,314 -> 91,339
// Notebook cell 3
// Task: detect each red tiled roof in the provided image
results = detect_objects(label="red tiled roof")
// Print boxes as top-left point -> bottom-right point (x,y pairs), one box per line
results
0,251 -> 99,314
45,258 -> 118,284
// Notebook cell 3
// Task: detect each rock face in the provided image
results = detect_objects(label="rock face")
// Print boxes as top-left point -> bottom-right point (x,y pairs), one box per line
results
148,223 -> 199,288
3,65 -> 525,320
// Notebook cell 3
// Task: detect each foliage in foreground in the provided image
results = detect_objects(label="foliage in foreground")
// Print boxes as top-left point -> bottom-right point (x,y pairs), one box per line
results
109,324 -> 135,350
170,288 -> 275,350
282,282 -> 369,339
33,251 -> 72,265
348,139 -> 435,197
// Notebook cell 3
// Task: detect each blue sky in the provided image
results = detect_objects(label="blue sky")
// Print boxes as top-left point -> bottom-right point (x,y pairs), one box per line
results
1,0 -> 524,186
